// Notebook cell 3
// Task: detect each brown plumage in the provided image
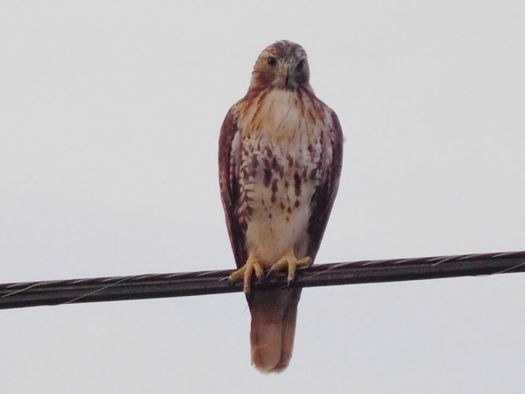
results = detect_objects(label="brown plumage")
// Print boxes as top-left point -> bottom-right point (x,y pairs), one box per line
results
219,40 -> 343,372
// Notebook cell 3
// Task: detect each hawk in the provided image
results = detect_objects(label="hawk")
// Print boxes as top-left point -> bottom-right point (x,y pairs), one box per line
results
219,40 -> 343,373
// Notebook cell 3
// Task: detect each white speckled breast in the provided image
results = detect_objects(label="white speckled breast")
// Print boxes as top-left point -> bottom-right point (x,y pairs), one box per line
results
232,89 -> 334,266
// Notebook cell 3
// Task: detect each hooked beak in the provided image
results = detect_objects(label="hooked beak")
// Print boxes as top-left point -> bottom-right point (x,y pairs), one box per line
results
281,64 -> 293,89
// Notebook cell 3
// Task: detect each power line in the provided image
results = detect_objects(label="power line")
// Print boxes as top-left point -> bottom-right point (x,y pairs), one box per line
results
1,250 -> 525,310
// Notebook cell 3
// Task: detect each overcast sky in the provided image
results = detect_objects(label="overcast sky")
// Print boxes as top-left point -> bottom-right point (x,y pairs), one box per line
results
1,1 -> 524,393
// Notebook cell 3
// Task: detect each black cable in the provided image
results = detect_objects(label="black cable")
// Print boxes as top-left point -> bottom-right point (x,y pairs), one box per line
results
1,250 -> 524,310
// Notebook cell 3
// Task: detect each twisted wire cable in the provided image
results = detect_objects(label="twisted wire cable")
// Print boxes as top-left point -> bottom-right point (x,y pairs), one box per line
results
1,250 -> 525,310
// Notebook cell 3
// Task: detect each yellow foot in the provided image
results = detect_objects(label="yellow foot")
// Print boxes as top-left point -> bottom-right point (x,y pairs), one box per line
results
229,253 -> 264,294
268,250 -> 312,284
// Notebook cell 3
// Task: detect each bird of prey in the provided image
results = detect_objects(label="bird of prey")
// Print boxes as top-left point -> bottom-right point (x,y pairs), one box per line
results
219,40 -> 343,373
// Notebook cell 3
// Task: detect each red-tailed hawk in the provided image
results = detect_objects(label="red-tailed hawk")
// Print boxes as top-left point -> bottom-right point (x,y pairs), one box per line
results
219,40 -> 343,373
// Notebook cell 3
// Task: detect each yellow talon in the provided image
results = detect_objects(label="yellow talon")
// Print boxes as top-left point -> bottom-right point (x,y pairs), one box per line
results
229,253 -> 263,294
268,250 -> 312,283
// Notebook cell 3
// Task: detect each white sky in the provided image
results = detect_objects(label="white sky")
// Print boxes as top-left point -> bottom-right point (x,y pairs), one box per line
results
1,1 -> 524,393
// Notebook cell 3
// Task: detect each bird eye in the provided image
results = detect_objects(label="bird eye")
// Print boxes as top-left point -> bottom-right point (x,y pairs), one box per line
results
267,57 -> 277,67
296,60 -> 305,72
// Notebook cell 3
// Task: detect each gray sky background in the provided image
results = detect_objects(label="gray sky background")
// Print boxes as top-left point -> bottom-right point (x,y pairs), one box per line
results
1,1 -> 524,393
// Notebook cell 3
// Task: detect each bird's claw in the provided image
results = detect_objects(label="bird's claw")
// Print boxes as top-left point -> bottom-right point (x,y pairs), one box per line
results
228,254 -> 263,294
267,250 -> 312,284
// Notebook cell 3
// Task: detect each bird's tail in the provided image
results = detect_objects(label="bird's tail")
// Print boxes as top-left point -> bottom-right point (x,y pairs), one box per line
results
248,288 -> 301,373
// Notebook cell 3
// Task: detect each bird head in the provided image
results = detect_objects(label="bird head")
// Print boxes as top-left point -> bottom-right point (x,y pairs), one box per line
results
250,40 -> 310,91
